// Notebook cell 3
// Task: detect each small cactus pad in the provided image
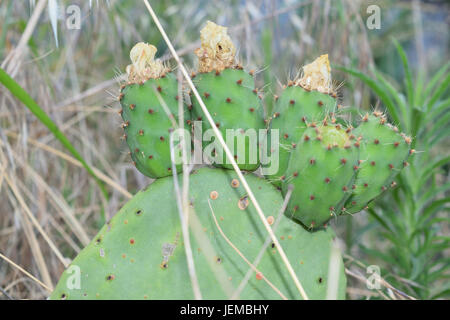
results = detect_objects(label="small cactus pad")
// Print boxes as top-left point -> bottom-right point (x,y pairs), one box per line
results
283,124 -> 359,229
192,69 -> 265,171
343,114 -> 411,214
192,21 -> 265,171
50,168 -> 346,299
120,43 -> 190,179
265,84 -> 337,186
120,71 -> 190,179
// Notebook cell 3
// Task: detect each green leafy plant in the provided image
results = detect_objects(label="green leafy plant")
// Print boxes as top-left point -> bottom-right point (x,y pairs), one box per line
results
338,40 -> 450,299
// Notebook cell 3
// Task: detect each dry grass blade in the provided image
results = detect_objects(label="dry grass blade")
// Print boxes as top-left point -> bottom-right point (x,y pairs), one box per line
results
5,131 -> 132,199
344,254 -> 417,300
4,186 -> 53,290
0,252 -> 52,293
170,130 -> 202,300
326,240 -> 342,300
47,216 -> 82,253
344,268 -> 391,300
54,77 -> 126,109
0,67 -> 108,199
142,0 -> 308,300
1,0 -> 48,76
177,68 -> 201,298
4,173 -> 68,268
0,138 -> 91,246
0,285 -> 13,300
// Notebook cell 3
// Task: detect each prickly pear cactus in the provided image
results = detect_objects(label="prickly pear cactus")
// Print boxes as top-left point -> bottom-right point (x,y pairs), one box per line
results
192,21 -> 265,171
50,168 -> 346,300
265,55 -> 338,187
119,43 -> 190,179
343,113 -> 412,214
49,20 -> 417,300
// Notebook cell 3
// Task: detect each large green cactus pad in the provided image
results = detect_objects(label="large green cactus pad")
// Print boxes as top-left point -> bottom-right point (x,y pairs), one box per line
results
264,85 -> 337,187
50,168 -> 346,300
344,114 -> 411,214
283,125 -> 359,229
120,72 -> 190,179
192,69 -> 265,171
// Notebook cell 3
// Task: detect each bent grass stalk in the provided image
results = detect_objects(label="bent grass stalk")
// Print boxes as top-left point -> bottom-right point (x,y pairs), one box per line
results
0,252 -> 52,293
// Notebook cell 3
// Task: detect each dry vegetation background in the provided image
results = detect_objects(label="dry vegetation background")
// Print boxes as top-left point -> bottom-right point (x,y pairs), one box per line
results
0,0 -> 448,300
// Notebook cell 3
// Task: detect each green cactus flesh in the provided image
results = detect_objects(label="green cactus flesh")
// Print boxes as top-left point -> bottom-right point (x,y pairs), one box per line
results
282,124 -> 359,229
50,168 -> 346,300
120,72 -> 190,179
264,85 -> 337,187
343,114 -> 411,214
192,68 -> 265,171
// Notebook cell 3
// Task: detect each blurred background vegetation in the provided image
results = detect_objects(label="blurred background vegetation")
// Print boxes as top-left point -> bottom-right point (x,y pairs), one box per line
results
0,0 -> 448,299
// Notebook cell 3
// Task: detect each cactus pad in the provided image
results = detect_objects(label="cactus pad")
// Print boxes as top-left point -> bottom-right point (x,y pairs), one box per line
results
343,113 -> 411,213
282,124 -> 359,229
191,21 -> 265,171
120,72 -> 190,179
192,69 -> 265,171
50,168 -> 346,300
265,85 -> 337,186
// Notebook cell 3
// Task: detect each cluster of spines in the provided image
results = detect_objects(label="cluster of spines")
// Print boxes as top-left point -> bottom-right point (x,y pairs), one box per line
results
282,79 -> 339,99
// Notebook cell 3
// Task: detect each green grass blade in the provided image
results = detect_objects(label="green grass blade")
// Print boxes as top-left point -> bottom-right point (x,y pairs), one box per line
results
419,155 -> 450,189
373,69 -> 409,132
414,71 -> 424,110
425,112 -> 450,144
392,38 -> 414,108
367,208 -> 393,233
427,73 -> 450,111
428,97 -> 450,122
429,125 -> 450,147
0,67 -> 108,199
424,61 -> 450,102
417,197 -> 450,227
